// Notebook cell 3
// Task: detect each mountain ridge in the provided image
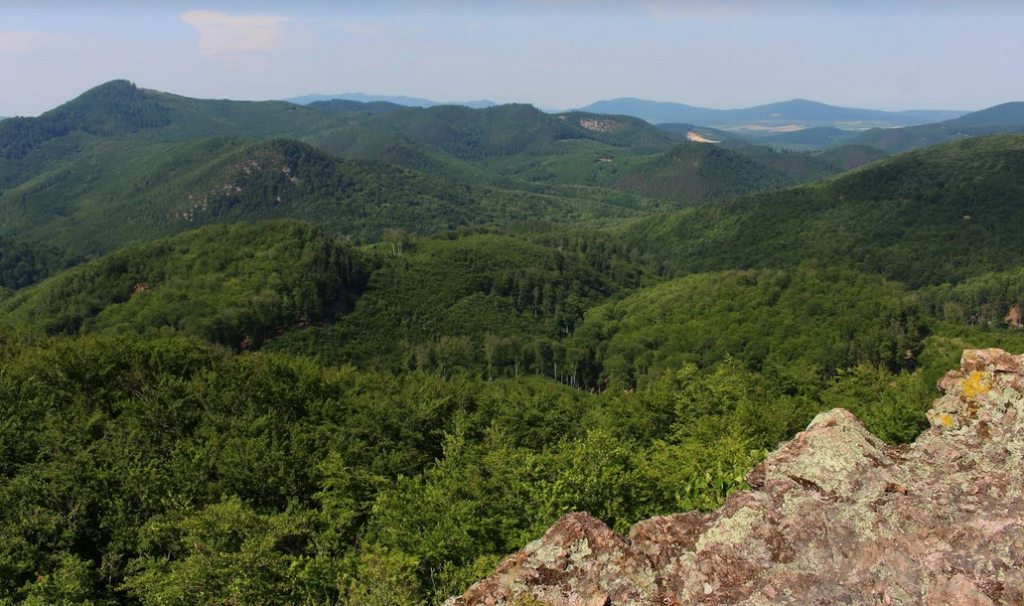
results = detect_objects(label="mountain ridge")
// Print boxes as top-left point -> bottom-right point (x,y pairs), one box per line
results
578,97 -> 968,130
848,101 -> 1024,153
285,92 -> 498,108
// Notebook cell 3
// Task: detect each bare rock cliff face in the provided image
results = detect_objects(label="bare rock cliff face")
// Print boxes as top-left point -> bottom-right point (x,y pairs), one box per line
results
448,349 -> 1024,606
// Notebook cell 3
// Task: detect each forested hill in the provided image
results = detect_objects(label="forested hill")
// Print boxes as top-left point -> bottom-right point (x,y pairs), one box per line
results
0,136 -> 655,254
0,80 -> 339,160
942,101 -> 1024,127
618,133 -> 1024,286
306,99 -> 406,114
0,221 -> 368,346
848,101 -> 1024,154
0,80 -> 679,170
2,80 -> 878,258
6,129 -> 1024,604
308,102 -> 683,158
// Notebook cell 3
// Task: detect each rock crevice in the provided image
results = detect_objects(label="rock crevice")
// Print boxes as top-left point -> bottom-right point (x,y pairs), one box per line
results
449,349 -> 1024,606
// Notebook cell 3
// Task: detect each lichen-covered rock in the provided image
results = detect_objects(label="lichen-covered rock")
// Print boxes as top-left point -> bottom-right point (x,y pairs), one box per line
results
447,350 -> 1024,606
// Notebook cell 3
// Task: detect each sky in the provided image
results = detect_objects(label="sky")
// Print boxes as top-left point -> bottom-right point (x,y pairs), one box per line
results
2,0 -> 1023,116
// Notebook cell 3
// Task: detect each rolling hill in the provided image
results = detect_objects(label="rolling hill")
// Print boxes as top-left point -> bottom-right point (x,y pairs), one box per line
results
654,122 -> 748,146
618,133 -> 1024,286
757,126 -> 861,150
7,82 -> 1024,606
306,99 -> 405,114
732,144 -> 888,182
270,232 -> 625,369
336,103 -> 683,159
0,221 -> 368,347
568,267 -> 922,387
608,143 -> 793,203
0,136 -> 662,255
0,80 -> 346,193
848,102 -> 1024,154
3,80 -> 887,236
942,102 -> 1024,127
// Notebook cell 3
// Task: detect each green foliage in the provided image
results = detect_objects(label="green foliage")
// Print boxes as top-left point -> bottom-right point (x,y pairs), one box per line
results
847,104 -> 1024,154
0,81 -> 170,160
0,236 -> 77,290
307,99 -> 405,115
270,233 -> 625,375
620,134 -> 1024,286
0,221 -> 366,348
5,81 -> 1024,606
569,267 -> 923,389
0,136 -> 661,255
0,321 -> 940,606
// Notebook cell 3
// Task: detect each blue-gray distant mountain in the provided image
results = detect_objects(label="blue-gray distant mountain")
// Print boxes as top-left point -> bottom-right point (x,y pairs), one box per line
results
578,97 -> 968,131
848,101 -> 1024,153
285,92 -> 498,109
897,109 -> 969,122
941,102 -> 1024,127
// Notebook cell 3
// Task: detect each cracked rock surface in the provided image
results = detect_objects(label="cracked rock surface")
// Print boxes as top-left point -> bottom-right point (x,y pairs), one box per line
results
447,349 -> 1024,606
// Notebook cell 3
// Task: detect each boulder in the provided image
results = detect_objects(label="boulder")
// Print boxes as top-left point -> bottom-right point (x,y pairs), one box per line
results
447,349 -> 1024,606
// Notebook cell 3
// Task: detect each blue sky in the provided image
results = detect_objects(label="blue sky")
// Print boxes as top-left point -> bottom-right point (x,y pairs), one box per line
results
2,1 -> 1023,116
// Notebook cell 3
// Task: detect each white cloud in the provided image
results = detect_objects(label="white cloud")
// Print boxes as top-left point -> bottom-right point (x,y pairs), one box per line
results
181,10 -> 290,60
0,31 -> 51,54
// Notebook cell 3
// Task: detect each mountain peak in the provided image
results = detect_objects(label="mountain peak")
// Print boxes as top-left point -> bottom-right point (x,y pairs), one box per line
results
0,78 -> 171,159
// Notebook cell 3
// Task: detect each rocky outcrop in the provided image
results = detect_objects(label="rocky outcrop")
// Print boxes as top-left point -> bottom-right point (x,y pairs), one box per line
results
448,349 -> 1024,606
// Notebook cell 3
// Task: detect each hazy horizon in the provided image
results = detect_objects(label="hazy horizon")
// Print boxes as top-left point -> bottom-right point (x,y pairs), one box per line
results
3,0 -> 1023,117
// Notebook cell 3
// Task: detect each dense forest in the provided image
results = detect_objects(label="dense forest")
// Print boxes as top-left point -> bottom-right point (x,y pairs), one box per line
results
3,80 -> 1024,605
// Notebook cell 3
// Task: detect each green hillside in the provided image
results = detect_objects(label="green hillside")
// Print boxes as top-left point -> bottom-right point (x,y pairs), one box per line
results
619,134 -> 1024,286
849,102 -> 1024,154
610,143 -> 793,203
0,221 -> 367,347
943,102 -> 1024,127
568,267 -> 922,389
0,136 -> 654,254
733,144 -> 888,182
758,126 -> 860,151
352,104 -> 681,159
7,82 -> 1024,606
0,81 -> 809,250
307,99 -> 405,114
269,232 -> 638,374
0,236 -> 77,291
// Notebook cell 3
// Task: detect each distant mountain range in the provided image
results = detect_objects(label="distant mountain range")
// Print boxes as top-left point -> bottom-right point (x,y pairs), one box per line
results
282,94 -> 971,134
576,98 -> 968,132
285,92 -> 498,109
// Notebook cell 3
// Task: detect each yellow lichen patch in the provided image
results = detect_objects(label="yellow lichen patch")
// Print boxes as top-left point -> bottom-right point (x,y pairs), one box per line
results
935,413 -> 956,428
961,371 -> 992,399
